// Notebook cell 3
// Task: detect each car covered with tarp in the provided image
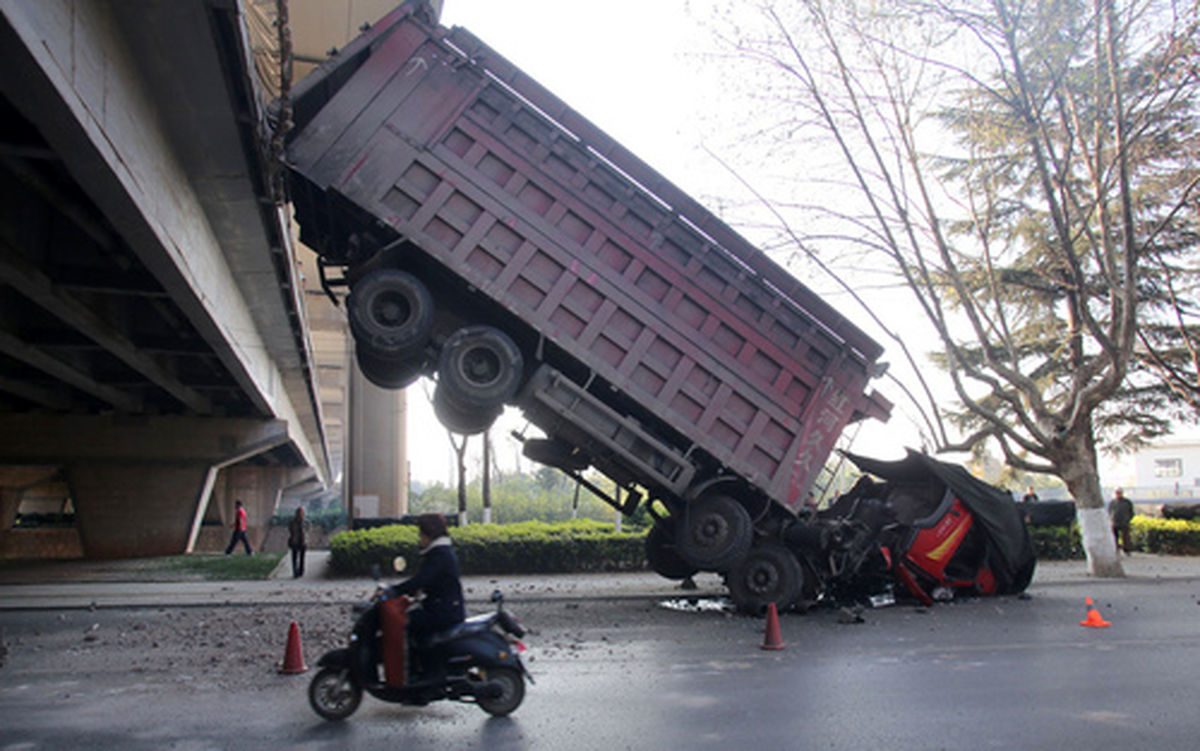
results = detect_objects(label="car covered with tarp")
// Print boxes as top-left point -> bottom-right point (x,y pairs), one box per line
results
720,450 -> 1037,614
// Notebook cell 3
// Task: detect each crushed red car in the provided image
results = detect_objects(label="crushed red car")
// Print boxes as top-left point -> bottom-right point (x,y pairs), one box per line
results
735,451 -> 1037,613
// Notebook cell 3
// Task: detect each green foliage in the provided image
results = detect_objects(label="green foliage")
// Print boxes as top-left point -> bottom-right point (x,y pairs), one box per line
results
1133,517 -> 1200,556
1030,524 -> 1084,560
163,552 -> 285,580
329,519 -> 646,576
1029,516 -> 1200,559
930,0 -> 1200,454
270,507 -> 347,532
408,470 -> 652,529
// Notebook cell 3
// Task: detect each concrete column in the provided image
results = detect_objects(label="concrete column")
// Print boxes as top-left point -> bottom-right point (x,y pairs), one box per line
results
70,461 -> 211,558
348,352 -> 409,519
0,466 -> 61,532
0,414 -> 292,558
0,487 -> 19,532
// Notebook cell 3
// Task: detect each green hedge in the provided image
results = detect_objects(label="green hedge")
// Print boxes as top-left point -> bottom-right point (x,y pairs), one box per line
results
270,507 -> 347,533
329,516 -> 1200,576
1029,516 -> 1200,559
1135,516 -> 1200,555
1030,524 -> 1084,559
328,519 -> 645,576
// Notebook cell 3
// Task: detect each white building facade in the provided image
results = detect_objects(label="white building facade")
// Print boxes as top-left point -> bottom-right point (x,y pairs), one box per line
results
1130,441 -> 1200,501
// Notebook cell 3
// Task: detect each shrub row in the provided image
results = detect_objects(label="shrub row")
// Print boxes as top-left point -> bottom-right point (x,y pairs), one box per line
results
1029,516 -> 1200,559
1135,516 -> 1200,555
329,516 -> 1200,576
270,507 -> 347,533
328,519 -> 645,576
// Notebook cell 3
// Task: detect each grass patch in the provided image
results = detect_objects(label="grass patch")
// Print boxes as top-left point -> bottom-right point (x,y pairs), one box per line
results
160,552 -> 284,580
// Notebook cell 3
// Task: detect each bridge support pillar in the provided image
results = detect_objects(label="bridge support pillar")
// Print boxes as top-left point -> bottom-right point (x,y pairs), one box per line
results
69,461 -> 211,558
0,414 -> 294,558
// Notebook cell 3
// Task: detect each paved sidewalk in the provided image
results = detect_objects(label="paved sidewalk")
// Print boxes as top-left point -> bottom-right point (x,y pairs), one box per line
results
1,552 -> 1197,611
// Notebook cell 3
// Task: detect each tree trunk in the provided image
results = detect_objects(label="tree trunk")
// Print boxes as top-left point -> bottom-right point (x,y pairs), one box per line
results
482,431 -> 492,525
1054,429 -> 1124,577
449,433 -> 469,528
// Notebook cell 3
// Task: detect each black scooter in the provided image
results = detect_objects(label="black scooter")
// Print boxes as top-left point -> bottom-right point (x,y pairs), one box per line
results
308,567 -> 531,720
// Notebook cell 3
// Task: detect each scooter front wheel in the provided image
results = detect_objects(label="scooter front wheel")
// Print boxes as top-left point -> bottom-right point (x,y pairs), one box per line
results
308,667 -> 363,721
474,666 -> 525,717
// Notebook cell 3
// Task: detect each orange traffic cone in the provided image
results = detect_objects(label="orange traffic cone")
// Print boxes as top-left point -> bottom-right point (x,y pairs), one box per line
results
760,602 -> 785,650
280,621 -> 309,674
1079,597 -> 1111,628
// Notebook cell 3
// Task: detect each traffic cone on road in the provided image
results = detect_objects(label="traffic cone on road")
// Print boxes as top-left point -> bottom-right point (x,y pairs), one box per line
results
1079,597 -> 1111,628
279,621 -> 309,674
760,602 -> 785,650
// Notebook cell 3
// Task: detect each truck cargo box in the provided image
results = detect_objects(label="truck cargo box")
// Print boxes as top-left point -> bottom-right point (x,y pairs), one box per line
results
286,2 -> 891,517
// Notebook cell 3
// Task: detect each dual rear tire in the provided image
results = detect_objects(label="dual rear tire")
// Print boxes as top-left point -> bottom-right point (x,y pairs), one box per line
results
348,269 -> 524,434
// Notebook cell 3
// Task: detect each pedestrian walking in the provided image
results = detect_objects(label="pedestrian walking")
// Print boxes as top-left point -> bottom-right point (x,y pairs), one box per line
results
288,507 -> 311,578
1109,487 -> 1134,555
224,499 -> 253,555
1021,486 -> 1040,503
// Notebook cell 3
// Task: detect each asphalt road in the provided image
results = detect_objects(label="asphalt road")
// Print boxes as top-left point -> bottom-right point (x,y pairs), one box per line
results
2,555 -> 1199,750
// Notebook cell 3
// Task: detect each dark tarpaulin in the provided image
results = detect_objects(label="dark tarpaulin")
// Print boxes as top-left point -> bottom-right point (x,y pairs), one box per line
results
845,450 -> 1037,594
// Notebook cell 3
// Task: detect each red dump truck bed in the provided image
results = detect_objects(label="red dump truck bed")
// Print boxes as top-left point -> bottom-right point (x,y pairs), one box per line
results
286,2 -> 890,513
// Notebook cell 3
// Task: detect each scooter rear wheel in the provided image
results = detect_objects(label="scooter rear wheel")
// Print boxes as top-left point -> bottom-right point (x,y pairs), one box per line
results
474,666 -> 525,717
309,667 -> 363,721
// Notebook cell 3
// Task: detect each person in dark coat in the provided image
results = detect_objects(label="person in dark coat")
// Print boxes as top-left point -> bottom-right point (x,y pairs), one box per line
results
1109,488 -> 1135,555
287,507 -> 311,578
388,513 -> 465,676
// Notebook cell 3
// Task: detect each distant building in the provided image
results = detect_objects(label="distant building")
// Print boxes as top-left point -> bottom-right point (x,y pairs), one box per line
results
1129,440 -> 1200,501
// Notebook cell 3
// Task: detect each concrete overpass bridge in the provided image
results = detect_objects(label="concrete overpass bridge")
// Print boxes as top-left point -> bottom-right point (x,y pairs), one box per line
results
0,0 -> 357,559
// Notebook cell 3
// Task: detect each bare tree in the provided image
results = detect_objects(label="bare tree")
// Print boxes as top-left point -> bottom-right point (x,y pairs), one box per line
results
449,432 -> 468,527
705,0 -> 1198,576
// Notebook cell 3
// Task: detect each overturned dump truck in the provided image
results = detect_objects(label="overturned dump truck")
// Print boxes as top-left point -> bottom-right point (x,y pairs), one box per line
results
284,2 -> 1031,613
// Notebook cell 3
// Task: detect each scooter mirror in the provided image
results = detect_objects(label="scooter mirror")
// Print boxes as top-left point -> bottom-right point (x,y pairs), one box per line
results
490,589 -> 503,603
393,556 -> 407,573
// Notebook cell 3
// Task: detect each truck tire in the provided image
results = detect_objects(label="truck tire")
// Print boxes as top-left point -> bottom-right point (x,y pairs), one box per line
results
433,385 -> 502,435
727,541 -> 803,615
347,269 -> 434,358
437,325 -> 523,410
676,493 -> 753,572
645,523 -> 698,580
355,348 -> 424,389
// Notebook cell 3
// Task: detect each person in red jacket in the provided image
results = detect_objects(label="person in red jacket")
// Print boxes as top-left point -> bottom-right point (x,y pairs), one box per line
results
224,499 -> 253,556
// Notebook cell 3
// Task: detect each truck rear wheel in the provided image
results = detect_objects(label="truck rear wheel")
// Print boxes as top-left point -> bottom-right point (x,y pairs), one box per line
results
433,386 -> 502,435
646,523 -> 698,580
676,493 -> 753,572
355,348 -> 424,389
727,541 -> 803,615
437,325 -> 523,410
347,269 -> 434,358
